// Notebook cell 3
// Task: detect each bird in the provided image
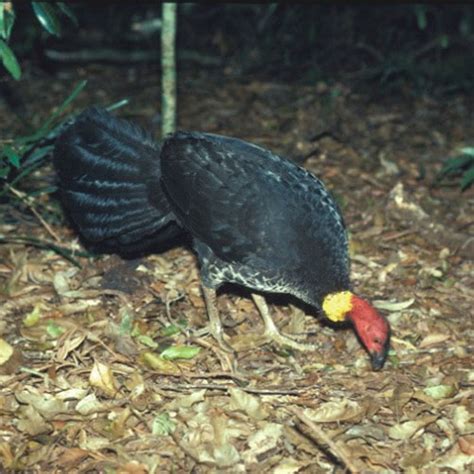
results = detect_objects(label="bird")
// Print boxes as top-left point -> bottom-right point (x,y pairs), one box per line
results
54,106 -> 390,370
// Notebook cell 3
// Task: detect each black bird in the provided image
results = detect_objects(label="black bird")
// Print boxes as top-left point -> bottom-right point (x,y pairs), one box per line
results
54,107 -> 390,370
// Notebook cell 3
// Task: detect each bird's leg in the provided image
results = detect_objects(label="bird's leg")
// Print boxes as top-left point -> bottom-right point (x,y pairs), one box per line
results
201,285 -> 234,353
251,293 -> 317,351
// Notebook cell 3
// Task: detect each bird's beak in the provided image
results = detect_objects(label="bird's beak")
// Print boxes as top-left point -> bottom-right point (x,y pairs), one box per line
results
370,349 -> 388,371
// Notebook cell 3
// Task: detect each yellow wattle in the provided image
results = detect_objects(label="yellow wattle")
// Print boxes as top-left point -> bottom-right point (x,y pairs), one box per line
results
322,291 -> 353,322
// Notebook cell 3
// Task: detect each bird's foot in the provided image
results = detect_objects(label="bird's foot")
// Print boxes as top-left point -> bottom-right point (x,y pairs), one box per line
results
251,293 -> 317,351
209,322 -> 235,354
201,285 -> 235,353
263,327 -> 317,352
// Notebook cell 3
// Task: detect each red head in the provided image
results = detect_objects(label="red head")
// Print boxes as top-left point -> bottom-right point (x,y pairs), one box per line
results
322,291 -> 390,370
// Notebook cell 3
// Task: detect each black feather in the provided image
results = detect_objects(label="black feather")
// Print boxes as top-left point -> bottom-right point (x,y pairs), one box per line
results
161,132 -> 350,306
54,107 -> 181,253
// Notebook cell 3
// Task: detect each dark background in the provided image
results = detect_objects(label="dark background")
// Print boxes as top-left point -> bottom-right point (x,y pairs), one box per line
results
9,3 -> 474,94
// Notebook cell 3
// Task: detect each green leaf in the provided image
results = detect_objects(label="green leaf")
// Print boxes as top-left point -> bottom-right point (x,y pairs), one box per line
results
136,334 -> 158,349
0,38 -> 21,80
46,321 -> 66,338
32,2 -> 62,37
0,4 -> 15,41
0,5 -> 3,39
414,5 -> 427,30
460,166 -> 474,190
438,155 -> 473,178
459,147 -> 474,157
152,413 -> 176,436
26,185 -> 58,197
106,98 -> 130,112
22,144 -> 54,166
160,345 -> 201,360
439,34 -> 449,49
3,145 -> 21,168
43,79 -> 87,127
160,324 -> 181,337
23,304 -> 43,327
57,2 -> 78,27
119,309 -> 134,335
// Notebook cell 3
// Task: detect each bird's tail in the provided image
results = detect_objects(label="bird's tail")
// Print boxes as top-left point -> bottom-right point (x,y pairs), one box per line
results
54,107 -> 180,255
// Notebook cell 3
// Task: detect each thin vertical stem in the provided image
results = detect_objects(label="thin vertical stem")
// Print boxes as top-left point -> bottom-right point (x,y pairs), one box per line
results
161,2 -> 177,137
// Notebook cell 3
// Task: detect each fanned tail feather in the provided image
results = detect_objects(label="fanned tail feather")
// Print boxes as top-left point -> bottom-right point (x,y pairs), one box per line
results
54,107 -> 180,253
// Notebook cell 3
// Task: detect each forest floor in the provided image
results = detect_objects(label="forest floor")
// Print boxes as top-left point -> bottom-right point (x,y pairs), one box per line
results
0,64 -> 473,473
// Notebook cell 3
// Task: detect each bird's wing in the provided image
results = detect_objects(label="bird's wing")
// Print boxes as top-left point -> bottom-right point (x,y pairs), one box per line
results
54,107 -> 176,246
160,132 -> 348,275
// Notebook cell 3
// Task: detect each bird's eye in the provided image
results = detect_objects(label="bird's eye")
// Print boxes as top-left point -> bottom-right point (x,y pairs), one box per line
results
373,337 -> 381,344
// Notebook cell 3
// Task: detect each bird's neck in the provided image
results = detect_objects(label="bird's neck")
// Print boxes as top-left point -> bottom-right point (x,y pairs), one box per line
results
322,291 -> 353,322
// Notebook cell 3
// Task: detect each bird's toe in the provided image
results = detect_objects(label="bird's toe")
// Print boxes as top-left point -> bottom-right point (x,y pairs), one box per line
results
263,327 -> 317,351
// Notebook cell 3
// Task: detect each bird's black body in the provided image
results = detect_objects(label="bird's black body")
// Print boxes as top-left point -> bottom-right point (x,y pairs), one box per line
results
54,107 -> 350,307
54,107 -> 390,369
54,107 -> 181,255
160,132 -> 350,308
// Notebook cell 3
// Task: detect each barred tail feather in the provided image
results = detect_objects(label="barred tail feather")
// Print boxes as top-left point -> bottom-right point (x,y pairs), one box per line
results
54,107 -> 180,251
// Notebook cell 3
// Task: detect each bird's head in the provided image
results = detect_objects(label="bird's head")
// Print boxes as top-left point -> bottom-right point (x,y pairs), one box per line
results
322,291 -> 390,370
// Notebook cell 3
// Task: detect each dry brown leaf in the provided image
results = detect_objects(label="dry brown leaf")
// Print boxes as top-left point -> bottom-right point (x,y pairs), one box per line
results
56,388 -> 89,401
453,406 -> 474,435
0,442 -> 15,469
273,458 -> 311,474
178,411 -> 242,468
399,448 -> 433,470
110,407 -> 132,438
16,388 -> 68,418
57,300 -> 101,315
75,393 -> 104,415
117,461 -> 149,474
432,442 -> 474,470
78,434 -> 110,451
229,387 -> 269,421
373,298 -> 415,312
303,399 -> 363,423
56,333 -> 86,361
388,415 -> 438,440
89,361 -> 117,397
53,270 -> 71,296
243,422 -> 283,463
165,389 -> 206,410
418,333 -> 451,348
458,436 -> 474,455
16,405 -> 51,436
57,448 -> 90,467
0,338 -> 13,365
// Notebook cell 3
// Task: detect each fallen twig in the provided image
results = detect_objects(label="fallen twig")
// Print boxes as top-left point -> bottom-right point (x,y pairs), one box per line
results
288,406 -> 365,473
156,382 -> 303,396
